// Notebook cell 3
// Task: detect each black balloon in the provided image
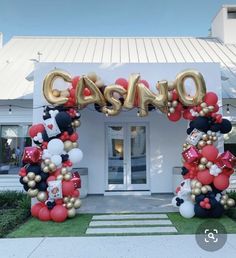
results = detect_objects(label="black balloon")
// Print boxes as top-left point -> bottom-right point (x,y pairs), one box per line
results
27,165 -> 41,175
148,104 -> 156,111
191,117 -> 211,132
210,123 -> 221,132
186,127 -> 194,135
220,119 -> 232,134
55,111 -> 72,130
23,184 -> 29,192
37,181 -> 48,191
195,194 -> 205,203
194,204 -> 210,218
181,167 -> 189,176
40,171 -> 49,181
210,203 -> 224,218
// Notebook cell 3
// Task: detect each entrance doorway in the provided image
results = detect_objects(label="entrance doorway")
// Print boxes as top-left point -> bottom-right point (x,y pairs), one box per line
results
106,123 -> 149,191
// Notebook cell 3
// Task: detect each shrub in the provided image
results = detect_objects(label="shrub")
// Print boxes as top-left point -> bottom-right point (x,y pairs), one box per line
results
0,191 -> 27,209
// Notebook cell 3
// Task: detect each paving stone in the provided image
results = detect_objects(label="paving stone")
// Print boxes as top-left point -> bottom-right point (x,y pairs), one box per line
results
86,226 -> 177,234
89,219 -> 172,227
92,214 -> 168,220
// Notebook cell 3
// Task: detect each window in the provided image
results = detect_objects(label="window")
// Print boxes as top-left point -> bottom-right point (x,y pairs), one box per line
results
224,124 -> 236,156
227,8 -> 236,19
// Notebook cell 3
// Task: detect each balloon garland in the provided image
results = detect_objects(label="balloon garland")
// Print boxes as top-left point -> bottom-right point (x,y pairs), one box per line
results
19,69 -> 236,222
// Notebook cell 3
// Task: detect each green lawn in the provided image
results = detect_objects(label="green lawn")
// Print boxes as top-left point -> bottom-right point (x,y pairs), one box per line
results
168,212 -> 236,234
7,214 -> 92,238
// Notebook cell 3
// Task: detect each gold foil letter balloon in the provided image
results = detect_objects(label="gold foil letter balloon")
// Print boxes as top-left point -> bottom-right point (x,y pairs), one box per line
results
175,69 -> 206,106
76,76 -> 106,107
137,80 -> 168,117
43,70 -> 72,105
102,85 -> 127,116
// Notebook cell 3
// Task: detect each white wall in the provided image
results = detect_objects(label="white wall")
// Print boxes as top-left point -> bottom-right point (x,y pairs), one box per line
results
211,6 -> 236,43
0,33 -> 2,48
34,63 -> 221,194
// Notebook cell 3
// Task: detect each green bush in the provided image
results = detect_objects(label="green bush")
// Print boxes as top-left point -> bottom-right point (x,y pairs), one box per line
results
0,191 -> 31,237
0,191 -> 28,209
228,191 -> 236,202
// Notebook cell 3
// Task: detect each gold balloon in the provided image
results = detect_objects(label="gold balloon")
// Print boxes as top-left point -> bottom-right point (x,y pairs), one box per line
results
64,173 -> 72,181
200,102 -> 207,108
60,89 -> 70,97
168,81 -> 176,90
27,172 -> 35,180
61,167 -> 68,175
198,140 -> 206,147
52,89 -> 60,97
35,175 -> 42,183
23,176 -> 29,183
70,197 -> 75,203
43,166 -> 49,173
206,140 -> 212,145
87,72 -> 97,82
169,107 -> 175,113
74,120 -> 81,127
64,197 -> 69,203
137,80 -> 168,117
191,179 -> 197,188
206,161 -> 213,168
49,163 -> 56,171
198,164 -> 205,170
193,188 -> 201,195
74,199 -> 82,209
201,186 -> 208,194
67,208 -> 76,218
95,79 -> 104,88
44,159 -> 51,165
28,188 -> 38,197
102,85 -> 127,116
175,69 -> 206,106
76,76 -> 106,107
203,107 -> 209,114
28,180 -> 36,188
43,70 -> 72,105
200,157 -> 208,165
57,175 -> 63,181
208,105 -> 214,112
191,194 -> 196,202
206,185 -> 212,191
227,198 -> 235,207
199,110 -> 205,116
66,202 -> 73,209
37,191 -> 47,202
123,74 -> 140,109
195,182 -> 202,188
224,205 -> 229,210
72,142 -> 78,148
220,199 -> 226,205
64,140 -> 73,152
222,194 -> 229,200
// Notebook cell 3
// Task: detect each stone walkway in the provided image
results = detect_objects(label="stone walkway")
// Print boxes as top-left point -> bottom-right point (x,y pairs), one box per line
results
79,194 -> 178,213
86,213 -> 177,235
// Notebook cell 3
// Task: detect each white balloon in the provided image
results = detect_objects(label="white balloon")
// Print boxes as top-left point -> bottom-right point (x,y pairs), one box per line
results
68,148 -> 83,166
171,196 -> 178,208
51,155 -> 62,166
47,139 -> 64,155
179,201 -> 195,219
42,149 -> 52,159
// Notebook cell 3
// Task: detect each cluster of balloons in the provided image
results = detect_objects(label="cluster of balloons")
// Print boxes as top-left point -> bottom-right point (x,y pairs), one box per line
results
173,91 -> 236,218
19,100 -> 83,222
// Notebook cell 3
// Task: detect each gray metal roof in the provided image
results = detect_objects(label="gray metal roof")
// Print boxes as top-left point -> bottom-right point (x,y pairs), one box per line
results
0,36 -> 236,99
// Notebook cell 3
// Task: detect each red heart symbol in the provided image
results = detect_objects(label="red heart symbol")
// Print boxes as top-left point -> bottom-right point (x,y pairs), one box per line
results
47,124 -> 53,130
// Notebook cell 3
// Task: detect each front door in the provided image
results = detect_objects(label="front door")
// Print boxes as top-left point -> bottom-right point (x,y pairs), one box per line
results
106,123 -> 149,191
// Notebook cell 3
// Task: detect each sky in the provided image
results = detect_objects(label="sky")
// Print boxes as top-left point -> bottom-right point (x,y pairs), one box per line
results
0,0 -> 236,43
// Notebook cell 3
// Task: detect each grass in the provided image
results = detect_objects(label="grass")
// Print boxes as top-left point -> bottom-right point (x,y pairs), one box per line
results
6,211 -> 236,238
7,214 -> 92,238
168,212 -> 236,234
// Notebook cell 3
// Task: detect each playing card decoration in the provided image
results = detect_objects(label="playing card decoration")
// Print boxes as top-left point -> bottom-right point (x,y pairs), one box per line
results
44,110 -> 61,138
186,129 -> 204,146
22,147 -> 42,164
47,180 -> 63,200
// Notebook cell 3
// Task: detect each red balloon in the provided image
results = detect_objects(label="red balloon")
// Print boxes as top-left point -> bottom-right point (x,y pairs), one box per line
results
38,207 -> 51,221
72,76 -> 80,88
70,132 -> 79,142
213,104 -> 219,113
222,168 -> 234,177
29,124 -> 45,138
83,88 -> 91,96
213,174 -> 229,191
50,205 -> 68,222
47,176 -> 56,183
72,189 -> 80,198
168,111 -> 181,122
183,109 -> 194,120
115,78 -> 128,90
204,92 -> 218,106
201,145 -> 219,162
175,103 -> 183,112
197,169 -> 214,185
172,90 -> 179,101
62,181 -> 75,196
31,203 -> 44,218
55,199 -> 64,205
139,79 -> 149,88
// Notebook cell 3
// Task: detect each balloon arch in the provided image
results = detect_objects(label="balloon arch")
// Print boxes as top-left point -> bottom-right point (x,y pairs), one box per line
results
19,69 -> 235,222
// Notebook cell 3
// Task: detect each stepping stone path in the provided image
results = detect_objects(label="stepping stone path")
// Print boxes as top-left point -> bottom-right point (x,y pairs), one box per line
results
86,213 -> 177,235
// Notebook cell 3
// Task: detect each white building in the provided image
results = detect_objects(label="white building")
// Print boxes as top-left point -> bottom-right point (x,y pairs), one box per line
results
0,5 -> 236,193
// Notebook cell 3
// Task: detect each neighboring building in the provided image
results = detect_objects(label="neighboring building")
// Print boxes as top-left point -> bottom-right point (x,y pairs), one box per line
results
0,5 -> 236,193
